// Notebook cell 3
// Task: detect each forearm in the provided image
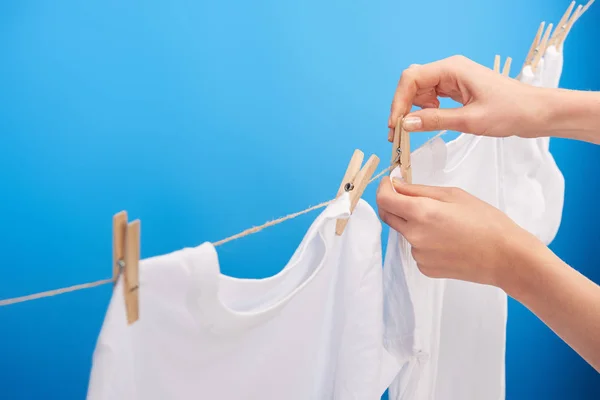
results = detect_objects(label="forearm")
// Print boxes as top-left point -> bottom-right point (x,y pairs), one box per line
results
538,88 -> 600,144
502,236 -> 600,371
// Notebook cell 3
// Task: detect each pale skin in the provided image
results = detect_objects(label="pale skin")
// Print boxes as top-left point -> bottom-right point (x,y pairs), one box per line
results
377,55 -> 600,371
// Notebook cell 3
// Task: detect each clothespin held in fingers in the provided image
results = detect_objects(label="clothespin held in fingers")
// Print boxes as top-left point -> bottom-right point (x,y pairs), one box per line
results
391,117 -> 412,183
335,150 -> 380,235
112,211 -> 141,325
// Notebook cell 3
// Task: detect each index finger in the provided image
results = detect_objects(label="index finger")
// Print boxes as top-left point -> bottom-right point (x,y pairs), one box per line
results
376,177 -> 421,220
388,58 -> 451,129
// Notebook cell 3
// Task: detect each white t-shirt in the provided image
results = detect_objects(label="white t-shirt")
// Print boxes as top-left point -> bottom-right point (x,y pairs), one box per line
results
385,51 -> 565,399
385,134 -> 507,400
87,194 -> 394,400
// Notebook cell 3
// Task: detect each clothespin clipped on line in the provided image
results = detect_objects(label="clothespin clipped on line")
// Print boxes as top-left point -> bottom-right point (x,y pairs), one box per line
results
502,57 -> 512,77
335,150 -> 380,235
531,22 -> 554,72
113,211 -> 140,325
520,21 -> 546,75
494,55 -> 501,74
580,0 -> 596,17
557,3 -> 586,50
494,55 -> 512,77
391,116 -> 412,183
550,0 -> 593,48
549,1 -> 577,45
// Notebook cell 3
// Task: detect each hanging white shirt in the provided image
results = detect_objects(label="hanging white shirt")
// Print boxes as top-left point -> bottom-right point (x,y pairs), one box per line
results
385,134 -> 507,400
87,194 -> 394,400
385,51 -> 566,399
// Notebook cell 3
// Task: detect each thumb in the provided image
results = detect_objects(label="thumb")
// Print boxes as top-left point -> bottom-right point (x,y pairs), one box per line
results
391,178 -> 451,202
402,107 -> 474,133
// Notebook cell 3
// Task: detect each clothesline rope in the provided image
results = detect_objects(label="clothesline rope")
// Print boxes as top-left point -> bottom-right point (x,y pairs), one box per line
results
0,131 -> 446,307
0,171 -> 385,308
0,279 -> 113,307
213,164 -> 395,247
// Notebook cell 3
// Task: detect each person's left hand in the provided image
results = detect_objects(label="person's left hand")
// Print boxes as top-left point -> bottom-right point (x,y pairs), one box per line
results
376,177 -> 544,289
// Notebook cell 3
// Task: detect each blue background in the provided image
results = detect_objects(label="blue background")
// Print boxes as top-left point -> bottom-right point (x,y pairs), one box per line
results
0,0 -> 598,398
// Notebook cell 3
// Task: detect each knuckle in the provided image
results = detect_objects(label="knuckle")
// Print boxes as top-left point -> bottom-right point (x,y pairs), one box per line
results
401,67 -> 417,83
421,201 -> 438,222
411,198 -> 430,221
462,108 -> 486,133
412,199 -> 430,221
407,229 -> 425,247
449,54 -> 467,64
447,186 -> 465,198
429,109 -> 442,130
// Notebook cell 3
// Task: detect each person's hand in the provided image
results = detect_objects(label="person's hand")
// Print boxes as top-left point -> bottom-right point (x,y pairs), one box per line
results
376,177 -> 548,288
387,55 -> 547,140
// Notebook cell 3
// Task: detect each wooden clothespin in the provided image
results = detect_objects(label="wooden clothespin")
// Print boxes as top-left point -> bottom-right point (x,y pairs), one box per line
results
531,23 -> 554,71
580,0 -> 596,16
493,55 -> 501,73
335,150 -> 380,235
558,3 -> 585,50
522,21 -> 546,72
553,0 -> 594,48
112,211 -> 140,325
391,116 -> 412,183
502,57 -> 512,77
494,55 -> 512,77
549,1 -> 576,45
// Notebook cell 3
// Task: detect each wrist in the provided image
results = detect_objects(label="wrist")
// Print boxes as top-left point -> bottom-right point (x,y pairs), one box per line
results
495,230 -> 555,300
537,88 -> 600,143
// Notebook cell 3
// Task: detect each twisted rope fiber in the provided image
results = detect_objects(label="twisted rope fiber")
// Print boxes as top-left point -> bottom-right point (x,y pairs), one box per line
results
0,131 -> 444,307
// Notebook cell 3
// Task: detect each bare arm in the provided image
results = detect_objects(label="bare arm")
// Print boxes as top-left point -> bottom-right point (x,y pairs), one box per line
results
542,88 -> 600,144
503,235 -> 600,370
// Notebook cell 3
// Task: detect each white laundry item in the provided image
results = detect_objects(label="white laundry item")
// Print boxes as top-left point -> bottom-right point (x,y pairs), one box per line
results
499,55 -> 565,245
385,51 -> 565,399
87,194 -> 395,400
385,135 -> 507,400
541,45 -> 563,89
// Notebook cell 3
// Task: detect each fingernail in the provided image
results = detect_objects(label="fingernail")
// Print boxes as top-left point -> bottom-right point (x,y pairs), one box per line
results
388,128 -> 394,142
392,177 -> 404,186
403,116 -> 422,131
423,103 -> 438,109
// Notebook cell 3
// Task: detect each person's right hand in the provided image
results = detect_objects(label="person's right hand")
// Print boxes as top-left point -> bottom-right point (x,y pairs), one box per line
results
387,55 -> 547,140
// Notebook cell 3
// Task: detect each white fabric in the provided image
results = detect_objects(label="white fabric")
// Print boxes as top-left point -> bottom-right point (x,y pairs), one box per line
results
87,47 -> 567,400
501,49 -> 565,245
541,45 -> 563,89
385,135 -> 507,400
385,49 -> 565,400
87,194 -> 394,400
